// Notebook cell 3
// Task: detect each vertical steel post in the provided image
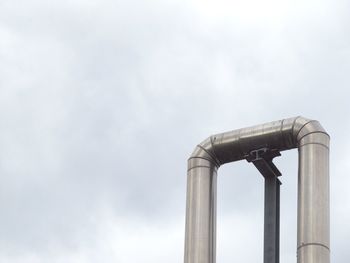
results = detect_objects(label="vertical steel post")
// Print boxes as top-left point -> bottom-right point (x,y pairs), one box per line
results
264,175 -> 281,263
247,148 -> 282,263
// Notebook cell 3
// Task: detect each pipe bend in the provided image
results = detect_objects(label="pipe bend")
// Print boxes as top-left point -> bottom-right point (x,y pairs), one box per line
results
188,137 -> 220,169
293,116 -> 330,143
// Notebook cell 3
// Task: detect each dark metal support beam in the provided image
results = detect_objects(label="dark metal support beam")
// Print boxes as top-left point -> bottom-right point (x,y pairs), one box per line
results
247,148 -> 281,263
264,174 -> 281,263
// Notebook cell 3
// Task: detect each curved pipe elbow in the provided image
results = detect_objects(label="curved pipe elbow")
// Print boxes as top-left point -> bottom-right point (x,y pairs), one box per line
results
292,117 -> 330,148
188,137 -> 221,170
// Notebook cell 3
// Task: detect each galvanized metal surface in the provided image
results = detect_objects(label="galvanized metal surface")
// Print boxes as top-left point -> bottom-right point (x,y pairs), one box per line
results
184,116 -> 330,263
297,133 -> 330,263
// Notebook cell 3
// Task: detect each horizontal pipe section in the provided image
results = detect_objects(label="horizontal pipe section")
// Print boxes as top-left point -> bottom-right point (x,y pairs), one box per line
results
188,117 -> 328,168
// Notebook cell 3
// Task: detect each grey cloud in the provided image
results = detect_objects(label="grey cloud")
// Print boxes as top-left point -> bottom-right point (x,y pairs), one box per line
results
0,0 -> 350,262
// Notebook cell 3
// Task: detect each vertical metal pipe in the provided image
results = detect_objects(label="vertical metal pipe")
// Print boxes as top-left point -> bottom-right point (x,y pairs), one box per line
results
297,132 -> 330,263
184,158 -> 217,263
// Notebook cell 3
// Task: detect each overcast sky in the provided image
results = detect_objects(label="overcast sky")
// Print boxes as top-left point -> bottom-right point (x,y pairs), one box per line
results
0,0 -> 349,262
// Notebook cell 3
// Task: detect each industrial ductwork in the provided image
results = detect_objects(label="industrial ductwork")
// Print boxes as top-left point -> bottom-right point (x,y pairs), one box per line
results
184,116 -> 330,263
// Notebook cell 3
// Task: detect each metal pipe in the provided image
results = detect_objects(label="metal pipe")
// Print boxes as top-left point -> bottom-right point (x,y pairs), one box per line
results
184,116 -> 330,263
184,159 -> 217,263
297,129 -> 330,263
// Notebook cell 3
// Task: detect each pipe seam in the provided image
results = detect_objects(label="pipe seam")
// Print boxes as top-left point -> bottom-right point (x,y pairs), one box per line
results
196,144 -> 221,167
187,165 -> 215,172
298,142 -> 330,149
188,156 -> 218,165
297,242 -> 330,251
297,131 -> 330,143
210,136 -> 221,166
295,119 -> 317,140
280,118 -> 287,148
291,116 -> 300,136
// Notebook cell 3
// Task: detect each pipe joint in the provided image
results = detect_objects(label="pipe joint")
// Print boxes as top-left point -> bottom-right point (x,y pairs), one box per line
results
293,117 -> 329,143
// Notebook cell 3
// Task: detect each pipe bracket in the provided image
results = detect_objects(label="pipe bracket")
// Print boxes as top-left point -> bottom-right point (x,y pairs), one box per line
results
246,148 -> 282,178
